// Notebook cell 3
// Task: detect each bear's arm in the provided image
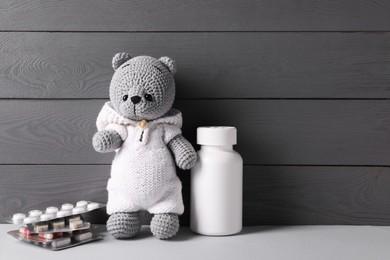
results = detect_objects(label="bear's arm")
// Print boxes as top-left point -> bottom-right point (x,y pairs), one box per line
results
92,129 -> 123,153
168,134 -> 197,170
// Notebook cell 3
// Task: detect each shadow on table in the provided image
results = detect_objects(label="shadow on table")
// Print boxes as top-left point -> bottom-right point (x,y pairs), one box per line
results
96,225 -> 292,241
237,226 -> 291,236
98,226 -> 196,241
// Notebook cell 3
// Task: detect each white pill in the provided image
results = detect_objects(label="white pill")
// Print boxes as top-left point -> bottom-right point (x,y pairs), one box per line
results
61,203 -> 74,210
12,213 -> 26,223
23,217 -> 35,224
52,237 -> 71,248
42,233 -> 54,239
31,216 -> 41,222
46,207 -> 58,214
87,202 -> 99,211
52,219 -> 65,229
73,232 -> 92,241
76,200 -> 88,208
40,213 -> 54,221
34,224 -> 49,232
56,210 -> 69,218
72,207 -> 86,214
68,215 -> 81,222
28,210 -> 43,217
69,219 -> 83,229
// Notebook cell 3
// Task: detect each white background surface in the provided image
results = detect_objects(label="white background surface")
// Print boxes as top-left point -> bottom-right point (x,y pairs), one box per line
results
1,225 -> 390,260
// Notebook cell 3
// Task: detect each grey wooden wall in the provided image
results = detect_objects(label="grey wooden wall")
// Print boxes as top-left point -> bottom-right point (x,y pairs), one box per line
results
1,0 -> 390,226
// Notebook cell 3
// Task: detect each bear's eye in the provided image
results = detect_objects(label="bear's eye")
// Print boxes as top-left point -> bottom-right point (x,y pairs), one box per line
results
122,95 -> 128,101
144,94 -> 153,102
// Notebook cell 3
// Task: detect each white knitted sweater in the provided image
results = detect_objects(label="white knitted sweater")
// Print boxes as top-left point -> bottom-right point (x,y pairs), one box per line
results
97,102 -> 184,215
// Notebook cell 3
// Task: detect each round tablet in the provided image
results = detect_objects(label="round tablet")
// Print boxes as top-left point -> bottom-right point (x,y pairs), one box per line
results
76,201 -> 88,208
45,207 -> 58,214
40,213 -> 54,221
56,210 -> 69,218
12,213 -> 26,223
30,216 -> 40,222
28,210 -> 43,217
72,207 -> 86,214
87,202 -> 99,211
23,216 -> 35,224
61,203 -> 74,210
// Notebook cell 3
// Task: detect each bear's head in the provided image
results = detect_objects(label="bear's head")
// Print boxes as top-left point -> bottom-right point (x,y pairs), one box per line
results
109,53 -> 177,121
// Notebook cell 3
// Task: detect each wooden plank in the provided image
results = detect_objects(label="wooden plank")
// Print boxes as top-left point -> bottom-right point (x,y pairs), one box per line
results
1,165 -> 390,225
0,0 -> 390,31
1,32 -> 390,99
244,166 -> 390,225
0,165 -> 110,224
0,100 -> 389,165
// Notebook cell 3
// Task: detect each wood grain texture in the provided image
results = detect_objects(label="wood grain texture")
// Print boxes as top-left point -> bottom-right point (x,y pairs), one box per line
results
1,0 -> 389,228
0,32 -> 390,98
0,165 -> 110,225
0,0 -> 390,31
244,166 -> 390,225
1,165 -> 390,225
0,99 -> 389,165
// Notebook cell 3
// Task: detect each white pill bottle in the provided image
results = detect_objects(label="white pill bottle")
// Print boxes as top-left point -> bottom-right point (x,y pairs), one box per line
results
190,126 -> 243,236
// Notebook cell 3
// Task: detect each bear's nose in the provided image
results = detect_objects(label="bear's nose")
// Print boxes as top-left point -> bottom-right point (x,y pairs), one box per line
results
130,96 -> 141,104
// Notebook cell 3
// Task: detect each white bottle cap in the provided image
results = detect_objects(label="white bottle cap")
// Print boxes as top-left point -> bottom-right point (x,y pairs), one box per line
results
197,127 -> 237,146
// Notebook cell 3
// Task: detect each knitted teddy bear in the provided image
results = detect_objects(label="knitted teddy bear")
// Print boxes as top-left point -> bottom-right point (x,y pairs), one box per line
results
92,53 -> 197,239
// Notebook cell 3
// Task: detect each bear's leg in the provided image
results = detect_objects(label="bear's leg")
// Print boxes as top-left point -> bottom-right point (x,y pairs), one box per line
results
106,212 -> 141,239
150,213 -> 179,239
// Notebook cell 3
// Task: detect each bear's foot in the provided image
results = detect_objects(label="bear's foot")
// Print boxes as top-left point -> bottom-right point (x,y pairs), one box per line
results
150,213 -> 179,239
107,212 -> 141,239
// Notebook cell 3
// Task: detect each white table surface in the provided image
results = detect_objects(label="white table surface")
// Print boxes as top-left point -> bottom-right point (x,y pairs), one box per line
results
1,224 -> 390,260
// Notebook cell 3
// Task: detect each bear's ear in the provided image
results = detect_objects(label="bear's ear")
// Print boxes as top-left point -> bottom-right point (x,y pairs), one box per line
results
112,52 -> 132,70
159,57 -> 177,75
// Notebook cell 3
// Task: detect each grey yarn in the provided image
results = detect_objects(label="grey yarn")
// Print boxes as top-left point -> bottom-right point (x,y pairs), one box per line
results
159,56 -> 177,74
93,54 -> 197,239
109,55 -> 176,121
150,214 -> 180,240
139,210 -> 153,224
112,52 -> 132,70
168,135 -> 197,170
107,212 -> 141,239
92,129 -> 123,153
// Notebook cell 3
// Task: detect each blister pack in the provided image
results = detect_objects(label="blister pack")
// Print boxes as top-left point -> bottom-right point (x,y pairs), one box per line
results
7,229 -> 102,250
7,201 -> 105,250
7,201 -> 104,224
